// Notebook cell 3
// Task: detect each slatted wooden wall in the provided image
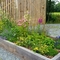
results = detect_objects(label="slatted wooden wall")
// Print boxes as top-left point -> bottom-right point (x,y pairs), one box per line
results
0,0 -> 46,25
0,0 -> 15,19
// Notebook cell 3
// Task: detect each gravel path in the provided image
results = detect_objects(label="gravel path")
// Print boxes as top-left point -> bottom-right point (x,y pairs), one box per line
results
44,24 -> 60,37
0,47 -> 21,60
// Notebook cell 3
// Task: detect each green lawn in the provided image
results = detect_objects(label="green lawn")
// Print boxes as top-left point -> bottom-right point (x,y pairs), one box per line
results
51,12 -> 60,15
47,12 -> 60,23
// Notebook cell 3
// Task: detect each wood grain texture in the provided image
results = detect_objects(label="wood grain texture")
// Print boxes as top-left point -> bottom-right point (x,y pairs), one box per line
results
0,0 -> 46,25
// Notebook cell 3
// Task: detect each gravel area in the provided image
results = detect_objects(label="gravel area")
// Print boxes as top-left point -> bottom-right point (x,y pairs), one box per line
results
0,47 -> 21,60
45,24 -> 60,37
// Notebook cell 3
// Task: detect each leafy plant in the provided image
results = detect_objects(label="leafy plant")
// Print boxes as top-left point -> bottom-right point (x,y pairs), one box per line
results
0,20 -> 4,32
47,12 -> 60,23
47,47 -> 58,56
55,36 -> 60,49
0,10 -> 59,57
15,33 -> 56,56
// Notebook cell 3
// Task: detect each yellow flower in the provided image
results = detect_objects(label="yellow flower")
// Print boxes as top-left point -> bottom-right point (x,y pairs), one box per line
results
34,47 -> 38,51
20,37 -> 24,40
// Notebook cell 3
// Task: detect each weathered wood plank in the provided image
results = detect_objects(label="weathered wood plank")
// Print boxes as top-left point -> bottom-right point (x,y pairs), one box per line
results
0,0 -> 46,25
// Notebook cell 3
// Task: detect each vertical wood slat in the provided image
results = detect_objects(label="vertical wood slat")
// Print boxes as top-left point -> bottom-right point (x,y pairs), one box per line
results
0,0 -> 46,25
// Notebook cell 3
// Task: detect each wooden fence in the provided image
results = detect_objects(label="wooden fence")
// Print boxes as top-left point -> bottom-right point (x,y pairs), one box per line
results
0,0 -> 46,26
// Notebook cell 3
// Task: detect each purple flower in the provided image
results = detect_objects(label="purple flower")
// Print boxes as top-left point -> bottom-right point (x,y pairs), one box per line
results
38,18 -> 42,24
56,36 -> 60,39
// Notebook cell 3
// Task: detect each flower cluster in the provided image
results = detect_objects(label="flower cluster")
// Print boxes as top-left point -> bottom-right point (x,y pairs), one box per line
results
56,36 -> 60,39
16,11 -> 31,27
17,18 -> 27,26
38,18 -> 42,24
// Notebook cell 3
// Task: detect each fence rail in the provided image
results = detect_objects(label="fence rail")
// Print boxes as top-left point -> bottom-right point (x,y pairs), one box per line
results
0,0 -> 46,25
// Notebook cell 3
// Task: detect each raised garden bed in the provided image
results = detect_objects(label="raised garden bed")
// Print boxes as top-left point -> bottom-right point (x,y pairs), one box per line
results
0,38 -> 60,60
0,10 -> 60,60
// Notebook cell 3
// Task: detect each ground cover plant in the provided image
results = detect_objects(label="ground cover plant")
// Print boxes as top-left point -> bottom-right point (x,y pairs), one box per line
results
0,10 -> 59,58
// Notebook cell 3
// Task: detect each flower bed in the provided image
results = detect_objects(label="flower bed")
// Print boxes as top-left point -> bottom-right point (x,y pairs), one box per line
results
0,10 -> 60,59
0,38 -> 50,60
0,38 -> 60,60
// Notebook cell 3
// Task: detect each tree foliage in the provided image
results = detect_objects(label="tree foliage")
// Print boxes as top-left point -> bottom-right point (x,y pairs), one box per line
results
54,2 -> 60,12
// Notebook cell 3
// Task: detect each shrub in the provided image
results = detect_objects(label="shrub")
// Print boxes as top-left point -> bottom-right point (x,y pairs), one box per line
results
55,36 -> 60,49
47,12 -> 60,23
16,33 -> 57,56
47,47 -> 58,56
0,10 -> 59,57
0,20 -> 4,32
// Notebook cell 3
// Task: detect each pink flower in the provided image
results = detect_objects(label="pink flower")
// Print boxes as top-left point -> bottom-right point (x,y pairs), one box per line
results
38,18 -> 42,24
16,18 -> 28,26
17,23 -> 22,26
16,20 -> 23,26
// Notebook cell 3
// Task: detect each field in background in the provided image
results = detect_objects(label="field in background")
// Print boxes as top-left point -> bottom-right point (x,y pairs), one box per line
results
47,12 -> 60,23
51,12 -> 60,15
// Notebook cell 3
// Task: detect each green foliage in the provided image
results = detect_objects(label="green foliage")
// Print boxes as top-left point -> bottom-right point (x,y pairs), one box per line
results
47,12 -> 60,23
0,10 -> 30,42
0,27 -> 18,42
47,0 -> 55,12
16,33 -> 56,56
0,10 -> 59,57
38,44 -> 49,55
55,39 -> 60,49
0,20 -> 4,32
47,47 -> 58,56
0,23 -> 29,42
54,2 -> 60,12
0,13 -> 19,42
1,16 -> 15,29
16,33 -> 39,48
46,1 -> 60,23
56,45 -> 60,49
